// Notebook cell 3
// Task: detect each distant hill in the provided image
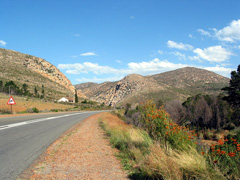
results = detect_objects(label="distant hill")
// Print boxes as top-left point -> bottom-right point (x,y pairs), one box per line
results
0,48 -> 76,99
75,67 -> 229,107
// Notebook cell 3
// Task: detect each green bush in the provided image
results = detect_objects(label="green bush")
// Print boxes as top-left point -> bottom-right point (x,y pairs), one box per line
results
32,107 -> 39,113
26,107 -> 39,113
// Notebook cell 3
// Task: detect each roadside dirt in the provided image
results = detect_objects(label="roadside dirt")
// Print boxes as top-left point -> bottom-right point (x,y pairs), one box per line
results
18,112 -> 129,180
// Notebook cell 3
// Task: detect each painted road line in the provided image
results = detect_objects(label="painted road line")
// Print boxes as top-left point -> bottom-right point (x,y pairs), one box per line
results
0,112 -> 91,131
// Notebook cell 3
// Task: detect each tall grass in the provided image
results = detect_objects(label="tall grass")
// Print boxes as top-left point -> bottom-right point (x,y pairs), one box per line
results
99,113 -> 152,177
142,144 -> 183,180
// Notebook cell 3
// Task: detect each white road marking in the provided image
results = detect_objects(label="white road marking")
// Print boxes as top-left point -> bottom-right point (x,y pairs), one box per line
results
0,112 -> 90,131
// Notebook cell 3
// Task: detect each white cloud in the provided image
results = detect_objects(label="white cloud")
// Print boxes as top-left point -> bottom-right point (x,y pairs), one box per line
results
234,45 -> 240,49
193,45 -> 233,62
58,58 -> 188,76
0,40 -> 6,46
59,58 -> 234,83
80,52 -> 97,56
171,51 -> 187,60
188,34 -> 193,38
204,65 -> 233,77
116,60 -> 122,64
188,56 -> 200,61
215,19 -> 240,42
127,58 -> 187,75
66,70 -> 80,74
167,40 -> 193,50
158,50 -> 164,55
58,62 -> 118,75
76,76 -> 124,83
197,29 -> 211,36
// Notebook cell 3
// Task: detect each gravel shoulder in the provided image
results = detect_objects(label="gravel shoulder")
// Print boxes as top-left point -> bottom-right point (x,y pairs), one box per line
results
18,112 -> 129,180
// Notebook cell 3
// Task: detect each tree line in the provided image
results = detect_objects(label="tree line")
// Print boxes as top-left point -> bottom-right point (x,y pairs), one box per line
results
0,80 -> 45,98
165,64 -> 240,130
125,64 -> 240,131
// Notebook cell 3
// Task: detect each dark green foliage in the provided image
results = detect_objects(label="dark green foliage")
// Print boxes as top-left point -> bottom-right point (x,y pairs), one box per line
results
81,99 -> 88,103
0,80 -> 3,91
21,83 -> 29,96
32,107 -> 39,113
156,99 -> 164,108
26,107 -> 39,113
40,85 -> 45,99
182,94 -> 236,130
231,109 -> 240,127
222,64 -> 240,109
34,86 -> 39,97
3,80 -> 20,95
75,89 -> 78,103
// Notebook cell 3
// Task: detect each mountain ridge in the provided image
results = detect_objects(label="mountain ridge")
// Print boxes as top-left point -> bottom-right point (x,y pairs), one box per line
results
75,67 -> 229,107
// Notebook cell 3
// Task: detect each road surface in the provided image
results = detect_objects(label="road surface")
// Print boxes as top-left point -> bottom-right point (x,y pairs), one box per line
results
0,111 -> 103,180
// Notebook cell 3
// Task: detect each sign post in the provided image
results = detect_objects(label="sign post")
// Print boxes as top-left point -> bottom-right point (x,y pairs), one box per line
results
7,96 -> 16,114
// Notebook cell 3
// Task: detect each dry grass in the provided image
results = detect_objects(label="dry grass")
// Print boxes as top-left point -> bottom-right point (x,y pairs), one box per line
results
170,146 -> 210,179
0,93 -> 73,113
142,144 -> 214,180
142,144 -> 183,180
101,113 -> 150,145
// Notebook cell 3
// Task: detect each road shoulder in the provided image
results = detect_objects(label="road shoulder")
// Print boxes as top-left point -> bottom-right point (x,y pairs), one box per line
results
18,112 -> 129,180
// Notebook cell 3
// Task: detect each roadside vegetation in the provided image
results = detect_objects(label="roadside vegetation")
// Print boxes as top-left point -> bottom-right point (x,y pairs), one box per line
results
0,92 -> 110,115
100,65 -> 240,180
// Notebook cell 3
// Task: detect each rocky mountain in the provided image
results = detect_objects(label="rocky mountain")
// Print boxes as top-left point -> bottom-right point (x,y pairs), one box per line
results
75,67 -> 229,107
0,48 -> 76,99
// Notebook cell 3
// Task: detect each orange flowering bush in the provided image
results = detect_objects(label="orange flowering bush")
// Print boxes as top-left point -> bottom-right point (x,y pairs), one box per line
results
139,100 -> 197,150
138,100 -> 240,178
208,136 -> 240,177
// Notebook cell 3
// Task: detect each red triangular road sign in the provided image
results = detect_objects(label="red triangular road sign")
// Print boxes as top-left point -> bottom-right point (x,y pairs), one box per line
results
7,96 -> 16,105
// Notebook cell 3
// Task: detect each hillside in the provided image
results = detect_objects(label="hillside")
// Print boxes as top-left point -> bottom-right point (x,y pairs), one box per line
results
75,67 -> 229,107
0,48 -> 76,100
151,67 -> 229,94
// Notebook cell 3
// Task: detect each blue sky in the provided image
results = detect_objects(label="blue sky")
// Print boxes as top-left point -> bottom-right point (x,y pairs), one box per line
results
1,0 -> 240,85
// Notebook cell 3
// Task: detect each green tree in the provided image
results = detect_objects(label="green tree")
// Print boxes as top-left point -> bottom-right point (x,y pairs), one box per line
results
81,99 -> 88,103
0,80 -> 3,92
40,85 -> 45,99
75,89 -> 78,103
4,81 -> 20,95
34,86 -> 39,97
21,83 -> 29,96
222,64 -> 240,108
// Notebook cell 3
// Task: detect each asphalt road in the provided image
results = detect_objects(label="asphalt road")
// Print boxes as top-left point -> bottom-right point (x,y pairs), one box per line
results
0,111 -> 103,180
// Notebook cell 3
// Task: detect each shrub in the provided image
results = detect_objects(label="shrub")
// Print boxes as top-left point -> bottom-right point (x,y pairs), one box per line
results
139,100 -> 197,150
26,107 -> 39,113
51,109 -> 59,112
207,136 -> 240,179
32,107 -> 39,113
